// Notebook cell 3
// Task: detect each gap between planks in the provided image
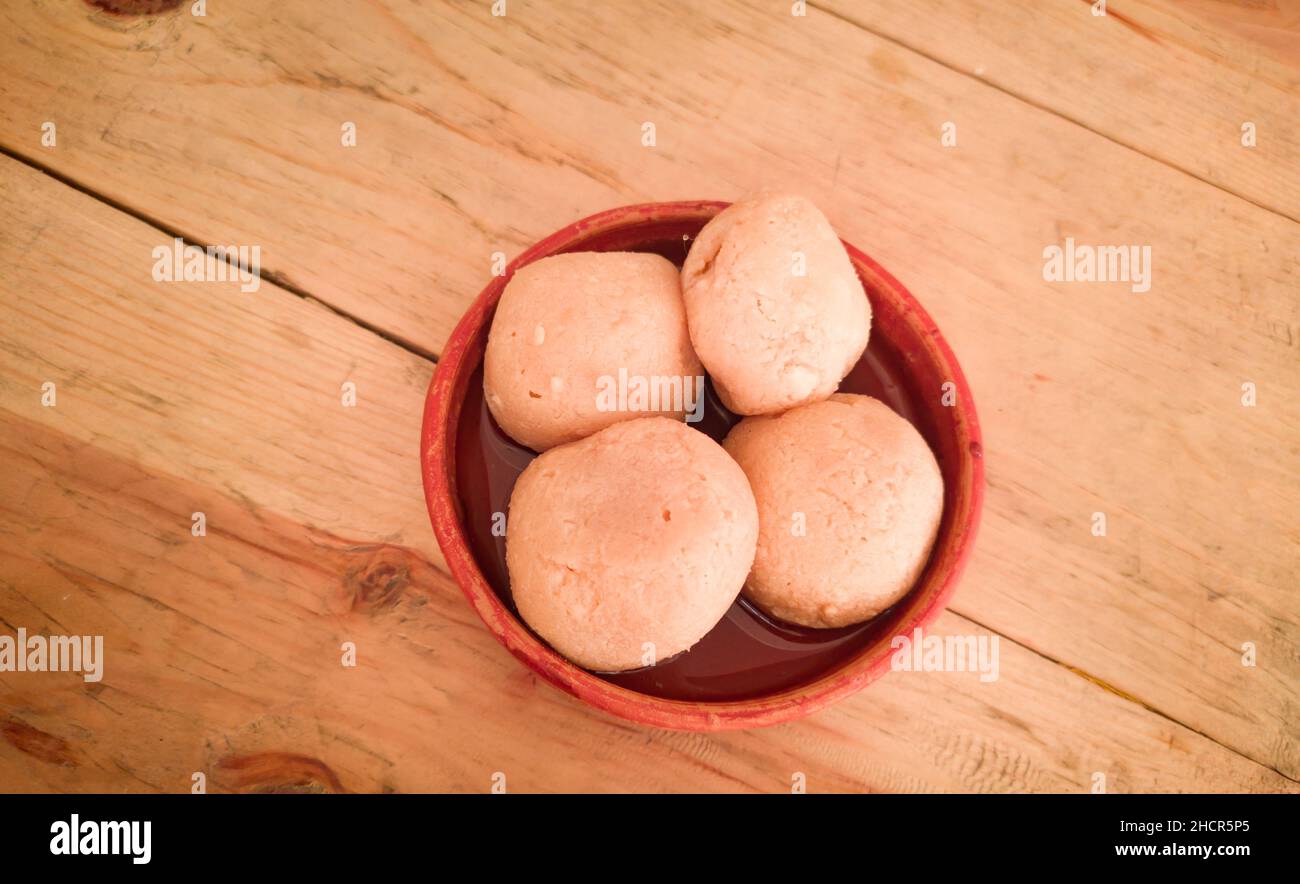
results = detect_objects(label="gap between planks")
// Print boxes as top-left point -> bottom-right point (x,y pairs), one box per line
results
0,144 -> 439,365
959,611 -> 1299,785
1,145 -> 1292,786
807,1 -> 1300,228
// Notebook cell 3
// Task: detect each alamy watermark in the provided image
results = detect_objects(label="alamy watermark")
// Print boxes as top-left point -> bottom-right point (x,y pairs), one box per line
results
1042,238 -> 1151,293
152,237 -> 262,293
890,627 -> 1000,683
50,815 -> 150,864
0,628 -> 104,682
595,368 -> 706,422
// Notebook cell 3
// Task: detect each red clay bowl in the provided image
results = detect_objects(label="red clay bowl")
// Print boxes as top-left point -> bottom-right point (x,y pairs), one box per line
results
420,200 -> 983,731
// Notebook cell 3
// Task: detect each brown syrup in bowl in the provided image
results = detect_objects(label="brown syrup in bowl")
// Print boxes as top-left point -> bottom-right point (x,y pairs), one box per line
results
453,238 -> 936,702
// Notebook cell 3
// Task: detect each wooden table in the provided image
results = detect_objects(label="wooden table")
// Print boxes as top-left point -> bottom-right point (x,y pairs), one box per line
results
1,0 -> 1296,793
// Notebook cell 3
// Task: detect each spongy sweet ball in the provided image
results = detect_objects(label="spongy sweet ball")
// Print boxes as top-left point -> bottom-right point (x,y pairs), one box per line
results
484,251 -> 703,452
722,394 -> 943,628
681,192 -> 870,415
506,417 -> 758,672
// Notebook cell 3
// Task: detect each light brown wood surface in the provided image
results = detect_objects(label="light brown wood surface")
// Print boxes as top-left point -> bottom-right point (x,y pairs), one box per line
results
820,0 -> 1300,220
0,0 -> 1296,792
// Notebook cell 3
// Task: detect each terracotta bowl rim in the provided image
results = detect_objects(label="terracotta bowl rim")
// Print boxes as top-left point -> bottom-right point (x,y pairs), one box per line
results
419,199 -> 985,732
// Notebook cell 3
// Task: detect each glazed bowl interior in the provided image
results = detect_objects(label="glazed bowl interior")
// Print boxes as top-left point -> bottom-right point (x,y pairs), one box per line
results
421,201 -> 983,731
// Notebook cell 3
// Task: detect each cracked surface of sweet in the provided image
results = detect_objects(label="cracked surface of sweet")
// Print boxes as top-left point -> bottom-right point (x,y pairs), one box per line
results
682,192 -> 870,415
507,417 -> 758,671
724,394 -> 942,628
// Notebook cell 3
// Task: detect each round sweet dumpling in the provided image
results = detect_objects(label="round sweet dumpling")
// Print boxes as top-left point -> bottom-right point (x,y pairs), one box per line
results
722,394 -> 943,628
681,192 -> 871,416
484,251 -> 703,452
507,417 -> 758,672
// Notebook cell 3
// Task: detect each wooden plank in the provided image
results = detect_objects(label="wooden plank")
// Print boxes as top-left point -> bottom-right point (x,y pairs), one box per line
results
1,0 -> 1296,781
1,155 -> 1292,792
7,409 -> 1290,794
817,0 -> 1300,220
1,0 -> 1291,348
1173,0 -> 1300,67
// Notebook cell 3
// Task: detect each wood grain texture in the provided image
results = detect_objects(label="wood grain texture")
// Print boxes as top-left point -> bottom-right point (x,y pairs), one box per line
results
0,0 -> 1297,789
1,156 -> 1293,793
818,0 -> 1300,220
1173,0 -> 1300,67
2,0 -> 1294,347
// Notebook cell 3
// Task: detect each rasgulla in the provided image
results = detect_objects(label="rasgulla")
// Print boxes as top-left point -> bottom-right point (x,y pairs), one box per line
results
681,193 -> 870,416
484,251 -> 703,451
722,394 -> 943,628
507,417 -> 758,671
